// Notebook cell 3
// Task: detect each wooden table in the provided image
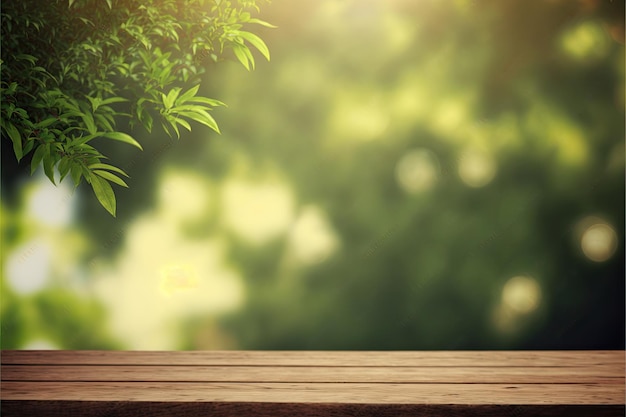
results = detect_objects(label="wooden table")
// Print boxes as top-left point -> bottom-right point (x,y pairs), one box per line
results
1,350 -> 624,416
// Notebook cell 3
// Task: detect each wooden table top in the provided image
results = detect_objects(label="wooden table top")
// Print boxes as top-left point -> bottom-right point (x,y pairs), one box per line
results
1,350 -> 624,416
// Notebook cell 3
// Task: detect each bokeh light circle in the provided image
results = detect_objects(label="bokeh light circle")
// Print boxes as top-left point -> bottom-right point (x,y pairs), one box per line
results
395,148 -> 440,193
580,222 -> 618,262
501,275 -> 541,315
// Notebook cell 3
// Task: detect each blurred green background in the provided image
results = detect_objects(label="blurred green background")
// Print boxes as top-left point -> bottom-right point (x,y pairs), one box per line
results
1,0 -> 624,350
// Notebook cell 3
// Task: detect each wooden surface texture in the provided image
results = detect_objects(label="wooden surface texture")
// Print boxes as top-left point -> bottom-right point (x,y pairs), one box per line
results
1,350 -> 624,416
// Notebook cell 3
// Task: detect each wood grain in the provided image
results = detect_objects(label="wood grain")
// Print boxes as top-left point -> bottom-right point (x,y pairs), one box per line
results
1,350 -> 624,416
2,364 -> 623,384
3,350 -> 623,367
1,401 -> 623,417
2,381 -> 625,404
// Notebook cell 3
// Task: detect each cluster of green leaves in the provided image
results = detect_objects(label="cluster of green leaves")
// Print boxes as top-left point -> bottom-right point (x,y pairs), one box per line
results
1,0 -> 273,216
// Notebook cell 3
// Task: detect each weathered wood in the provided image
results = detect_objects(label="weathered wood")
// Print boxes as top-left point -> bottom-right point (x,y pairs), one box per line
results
1,350 -> 624,416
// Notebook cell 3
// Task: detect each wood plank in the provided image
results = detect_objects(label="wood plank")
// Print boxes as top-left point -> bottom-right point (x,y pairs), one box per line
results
2,350 -> 623,367
2,381 -> 624,404
1,401 -> 624,417
1,401 -> 623,417
2,364 -> 623,384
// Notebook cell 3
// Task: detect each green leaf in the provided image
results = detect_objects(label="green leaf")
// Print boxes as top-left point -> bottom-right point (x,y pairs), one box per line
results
81,111 -> 97,135
237,31 -> 270,61
78,17 -> 94,27
70,163 -> 82,187
30,143 -> 47,174
106,0 -> 113,9
93,170 -> 128,187
165,115 -> 181,139
232,44 -> 251,70
179,109 -> 220,133
88,163 -> 129,177
3,122 -> 23,161
23,138 -> 35,156
162,87 -> 181,110
175,85 -> 200,106
15,54 -> 37,64
101,131 -> 143,150
42,143 -> 56,184
86,96 -> 102,113
175,117 -> 192,132
100,97 -> 128,106
188,96 -> 226,107
34,117 -> 59,129
58,157 -> 71,181
142,110 -> 153,133
248,18 -> 277,28
89,173 -> 116,216
95,113 -> 114,132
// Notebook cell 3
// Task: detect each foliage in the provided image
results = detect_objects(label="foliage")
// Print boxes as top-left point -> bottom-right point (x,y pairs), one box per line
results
0,0 -> 273,216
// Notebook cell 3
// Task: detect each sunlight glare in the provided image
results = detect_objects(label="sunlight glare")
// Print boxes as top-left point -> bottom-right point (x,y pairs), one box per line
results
5,237 -> 52,295
221,179 -> 295,245
158,169 -> 211,223
26,175 -> 75,227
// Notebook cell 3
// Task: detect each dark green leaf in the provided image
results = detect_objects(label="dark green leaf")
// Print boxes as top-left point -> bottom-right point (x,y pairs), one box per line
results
42,143 -> 56,184
30,143 -> 47,174
3,122 -> 23,161
70,163 -> 82,187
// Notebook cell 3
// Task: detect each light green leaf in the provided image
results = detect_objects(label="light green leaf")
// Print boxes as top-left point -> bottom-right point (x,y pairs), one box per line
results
175,85 -> 200,106
232,44 -> 251,70
179,109 -> 220,133
93,170 -> 128,187
101,131 -> 143,150
175,117 -> 192,132
248,18 -> 277,28
89,173 -> 116,216
188,96 -> 226,107
165,115 -> 181,139
88,163 -> 129,177
163,87 -> 181,110
237,31 -> 270,61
